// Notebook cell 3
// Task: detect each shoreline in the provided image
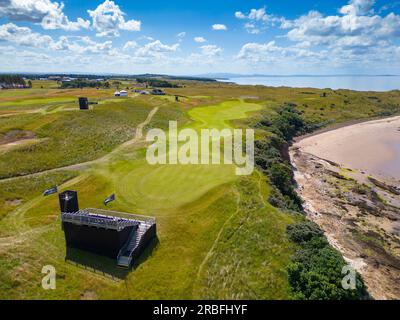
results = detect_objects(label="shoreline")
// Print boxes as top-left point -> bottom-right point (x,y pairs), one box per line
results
219,76 -> 400,92
292,115 -> 400,183
289,115 -> 400,299
294,114 -> 400,143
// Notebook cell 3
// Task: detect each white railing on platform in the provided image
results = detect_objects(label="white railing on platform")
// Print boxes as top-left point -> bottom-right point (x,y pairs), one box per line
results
85,208 -> 156,225
61,210 -> 140,231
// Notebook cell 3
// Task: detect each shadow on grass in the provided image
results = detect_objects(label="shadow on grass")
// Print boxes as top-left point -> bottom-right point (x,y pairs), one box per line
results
131,236 -> 160,271
65,236 -> 159,280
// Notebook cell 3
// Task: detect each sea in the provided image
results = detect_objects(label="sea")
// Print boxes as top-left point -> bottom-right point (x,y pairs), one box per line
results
220,75 -> 400,92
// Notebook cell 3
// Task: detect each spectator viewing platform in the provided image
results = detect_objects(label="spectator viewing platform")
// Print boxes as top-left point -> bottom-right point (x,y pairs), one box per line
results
59,191 -> 156,269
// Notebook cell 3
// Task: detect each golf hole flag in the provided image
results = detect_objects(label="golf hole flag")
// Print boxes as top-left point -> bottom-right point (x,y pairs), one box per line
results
104,193 -> 116,206
43,185 -> 58,196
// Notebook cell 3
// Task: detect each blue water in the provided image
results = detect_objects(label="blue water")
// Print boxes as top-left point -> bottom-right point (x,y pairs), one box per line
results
222,76 -> 400,92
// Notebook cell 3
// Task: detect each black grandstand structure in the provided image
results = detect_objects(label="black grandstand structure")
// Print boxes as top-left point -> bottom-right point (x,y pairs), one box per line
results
59,190 -> 156,268
78,97 -> 89,110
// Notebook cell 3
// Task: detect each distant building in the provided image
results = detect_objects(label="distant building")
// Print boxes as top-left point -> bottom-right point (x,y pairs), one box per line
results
120,90 -> 128,97
151,89 -> 165,95
0,82 -> 27,89
48,76 -> 62,81
114,90 -> 121,96
59,190 -> 156,268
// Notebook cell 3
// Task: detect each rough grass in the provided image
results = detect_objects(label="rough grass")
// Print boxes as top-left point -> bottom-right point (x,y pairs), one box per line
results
0,92 -> 296,299
0,81 -> 399,299
0,171 -> 78,224
0,100 -> 156,178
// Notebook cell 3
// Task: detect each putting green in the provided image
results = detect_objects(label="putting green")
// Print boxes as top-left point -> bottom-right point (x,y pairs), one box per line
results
115,162 -> 235,212
188,100 -> 262,130
109,99 -> 262,213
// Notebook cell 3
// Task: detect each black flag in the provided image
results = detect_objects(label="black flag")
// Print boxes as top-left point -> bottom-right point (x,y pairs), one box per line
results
43,185 -> 58,196
104,193 -> 116,206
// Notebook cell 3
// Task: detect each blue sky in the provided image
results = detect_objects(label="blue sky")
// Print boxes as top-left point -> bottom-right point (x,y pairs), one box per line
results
0,0 -> 399,74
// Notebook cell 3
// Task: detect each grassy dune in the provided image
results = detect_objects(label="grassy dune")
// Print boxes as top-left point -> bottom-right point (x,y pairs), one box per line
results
0,81 -> 399,299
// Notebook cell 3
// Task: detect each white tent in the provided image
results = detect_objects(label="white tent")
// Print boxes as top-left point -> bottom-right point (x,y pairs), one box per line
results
120,90 -> 128,97
114,91 -> 120,96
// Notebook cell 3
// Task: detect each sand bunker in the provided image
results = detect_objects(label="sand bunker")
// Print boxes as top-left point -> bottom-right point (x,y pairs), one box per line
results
0,130 -> 45,154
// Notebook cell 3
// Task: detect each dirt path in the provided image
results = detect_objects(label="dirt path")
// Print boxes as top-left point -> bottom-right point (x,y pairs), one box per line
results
0,107 -> 159,183
195,188 -> 241,284
0,107 -> 159,248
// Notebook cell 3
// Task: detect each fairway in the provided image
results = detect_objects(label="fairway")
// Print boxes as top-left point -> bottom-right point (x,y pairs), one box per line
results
2,80 -> 397,300
2,0 -> 400,303
1,95 -> 288,299
108,99 -> 262,212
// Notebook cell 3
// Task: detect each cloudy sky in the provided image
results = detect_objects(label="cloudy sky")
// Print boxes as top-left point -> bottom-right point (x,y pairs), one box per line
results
0,0 -> 399,75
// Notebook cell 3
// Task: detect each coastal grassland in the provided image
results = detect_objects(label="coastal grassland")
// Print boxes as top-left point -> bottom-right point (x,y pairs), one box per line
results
251,104 -> 374,299
193,173 -> 297,299
0,92 -> 298,299
0,171 -> 78,223
0,99 -> 165,178
167,83 -> 400,124
1,81 -> 400,300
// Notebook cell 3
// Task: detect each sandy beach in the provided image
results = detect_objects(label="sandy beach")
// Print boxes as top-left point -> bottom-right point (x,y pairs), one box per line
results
290,115 -> 400,299
296,116 -> 400,182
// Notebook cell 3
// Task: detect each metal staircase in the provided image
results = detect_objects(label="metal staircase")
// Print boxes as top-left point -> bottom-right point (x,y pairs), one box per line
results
117,222 -> 153,268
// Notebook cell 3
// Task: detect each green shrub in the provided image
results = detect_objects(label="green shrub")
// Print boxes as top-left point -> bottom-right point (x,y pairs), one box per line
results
287,221 -> 324,244
286,221 -> 370,300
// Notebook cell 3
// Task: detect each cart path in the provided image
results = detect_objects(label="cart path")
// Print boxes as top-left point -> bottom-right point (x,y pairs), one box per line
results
0,174 -> 88,249
0,107 -> 159,183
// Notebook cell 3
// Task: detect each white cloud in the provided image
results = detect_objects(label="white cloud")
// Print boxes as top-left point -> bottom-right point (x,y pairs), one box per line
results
138,35 -> 154,41
236,1 -> 400,71
234,7 -> 284,33
237,41 -> 279,62
200,44 -> 222,56
135,40 -> 179,58
88,0 -> 141,37
244,23 -> 260,34
212,24 -> 227,30
340,0 -> 375,16
285,6 -> 400,47
194,36 -> 206,43
0,23 -> 112,54
237,41 -> 322,63
235,11 -> 246,19
248,8 -> 269,21
177,32 -> 186,38
61,36 -> 113,54
123,40 -> 137,51
184,45 -> 223,67
0,23 -> 53,48
0,0 -> 89,31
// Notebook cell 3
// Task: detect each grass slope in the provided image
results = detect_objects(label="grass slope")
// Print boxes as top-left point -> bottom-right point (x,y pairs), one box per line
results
0,93 -> 297,299
0,81 -> 399,299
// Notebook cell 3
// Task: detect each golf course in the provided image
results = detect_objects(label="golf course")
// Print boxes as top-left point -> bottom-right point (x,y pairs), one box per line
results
1,79 -> 399,299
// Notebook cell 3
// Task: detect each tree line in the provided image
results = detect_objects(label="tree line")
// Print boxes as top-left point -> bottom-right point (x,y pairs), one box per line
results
0,75 -> 26,86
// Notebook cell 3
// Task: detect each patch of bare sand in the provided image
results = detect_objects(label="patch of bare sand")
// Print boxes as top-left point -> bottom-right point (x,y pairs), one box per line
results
296,116 -> 400,182
0,138 -> 48,154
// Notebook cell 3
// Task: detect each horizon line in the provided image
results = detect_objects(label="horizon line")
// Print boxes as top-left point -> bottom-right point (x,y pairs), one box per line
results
0,72 -> 399,78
